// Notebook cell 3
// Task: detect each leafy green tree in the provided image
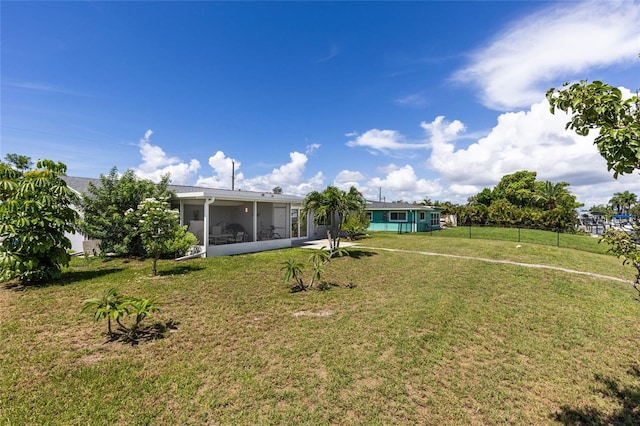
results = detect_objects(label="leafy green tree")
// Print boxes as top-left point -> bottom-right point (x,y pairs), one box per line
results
519,207 -> 543,229
547,80 -> 640,177
0,160 -> 78,284
458,203 -> 488,225
80,168 -> 171,257
272,186 -> 283,194
487,199 -> 518,227
492,170 -> 537,207
465,171 -> 581,231
432,200 -> 458,216
128,197 -> 198,276
600,228 -> 640,299
548,74 -> 640,283
3,153 -> 33,171
474,188 -> 494,207
302,186 -> 365,255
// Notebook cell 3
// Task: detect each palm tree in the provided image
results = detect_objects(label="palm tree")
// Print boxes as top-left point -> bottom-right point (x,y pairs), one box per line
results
535,181 -> 568,211
611,191 -> 638,215
609,193 -> 624,214
302,186 -> 365,255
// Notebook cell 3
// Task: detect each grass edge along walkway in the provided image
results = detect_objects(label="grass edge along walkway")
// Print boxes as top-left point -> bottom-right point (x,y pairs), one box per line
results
357,245 -> 632,285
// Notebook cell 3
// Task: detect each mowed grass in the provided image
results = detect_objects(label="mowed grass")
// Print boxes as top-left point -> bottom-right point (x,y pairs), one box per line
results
2,233 -> 640,425
426,226 -> 611,254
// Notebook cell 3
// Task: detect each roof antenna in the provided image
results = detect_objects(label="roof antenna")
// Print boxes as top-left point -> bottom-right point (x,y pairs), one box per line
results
231,160 -> 235,190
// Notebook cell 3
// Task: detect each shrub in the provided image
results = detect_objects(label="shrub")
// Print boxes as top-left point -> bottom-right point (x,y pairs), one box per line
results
0,160 -> 78,284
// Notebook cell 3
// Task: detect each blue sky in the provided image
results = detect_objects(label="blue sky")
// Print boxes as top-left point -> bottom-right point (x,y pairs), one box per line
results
2,1 -> 639,207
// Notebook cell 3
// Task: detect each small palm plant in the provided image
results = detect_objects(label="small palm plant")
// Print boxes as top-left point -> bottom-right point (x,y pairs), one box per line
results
282,259 -> 305,291
81,287 -> 128,336
308,248 -> 330,288
82,288 -> 161,341
127,297 -> 160,331
282,247 -> 348,291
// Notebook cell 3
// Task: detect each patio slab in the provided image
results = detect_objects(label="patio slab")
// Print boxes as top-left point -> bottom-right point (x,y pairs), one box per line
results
296,239 -> 358,250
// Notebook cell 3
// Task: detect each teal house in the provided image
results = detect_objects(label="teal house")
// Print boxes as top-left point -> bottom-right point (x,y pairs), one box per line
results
365,202 -> 442,233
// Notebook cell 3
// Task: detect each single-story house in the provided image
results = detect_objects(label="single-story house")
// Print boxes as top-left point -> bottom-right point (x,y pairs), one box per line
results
365,202 -> 442,233
63,177 -> 321,257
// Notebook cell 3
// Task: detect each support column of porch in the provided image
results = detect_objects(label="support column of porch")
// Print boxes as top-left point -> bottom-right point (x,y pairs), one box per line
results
204,197 -> 214,247
252,201 -> 258,242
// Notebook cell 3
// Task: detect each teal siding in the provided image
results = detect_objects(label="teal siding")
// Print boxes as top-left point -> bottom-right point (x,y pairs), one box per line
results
367,209 -> 441,232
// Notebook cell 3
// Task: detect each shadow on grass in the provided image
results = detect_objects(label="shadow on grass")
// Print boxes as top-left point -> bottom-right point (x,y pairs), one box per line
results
345,249 -> 378,260
553,365 -> 640,425
157,264 -> 206,276
2,267 -> 124,291
107,320 -> 179,346
289,280 -> 355,293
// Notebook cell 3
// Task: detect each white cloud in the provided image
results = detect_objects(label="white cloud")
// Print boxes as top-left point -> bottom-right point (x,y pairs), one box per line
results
365,164 -> 443,203
572,175 -> 640,210
334,170 -> 365,190
343,84 -> 638,206
195,151 -> 242,189
453,1 -> 640,110
134,130 -> 200,184
346,128 -> 428,153
262,152 -> 308,186
394,92 -> 428,108
378,163 -> 401,174
305,143 -> 321,155
197,150 -> 325,196
335,170 -> 365,183
425,91 -> 640,206
316,43 -> 342,63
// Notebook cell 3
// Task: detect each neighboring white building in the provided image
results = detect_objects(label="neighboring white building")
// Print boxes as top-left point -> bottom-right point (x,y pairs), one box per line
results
63,177 -> 320,257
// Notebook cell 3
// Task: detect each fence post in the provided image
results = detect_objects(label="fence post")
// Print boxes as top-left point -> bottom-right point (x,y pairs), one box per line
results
557,229 -> 560,247
469,225 -> 472,239
518,227 -> 521,242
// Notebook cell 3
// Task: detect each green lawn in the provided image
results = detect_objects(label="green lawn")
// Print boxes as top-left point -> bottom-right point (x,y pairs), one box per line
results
426,226 -> 610,254
2,233 -> 640,424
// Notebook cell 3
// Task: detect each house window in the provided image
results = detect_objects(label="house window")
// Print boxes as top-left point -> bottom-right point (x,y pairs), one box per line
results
430,213 -> 440,227
419,212 -> 426,221
389,211 -> 407,222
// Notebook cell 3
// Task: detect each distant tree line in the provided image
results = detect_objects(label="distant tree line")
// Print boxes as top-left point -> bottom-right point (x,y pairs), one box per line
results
426,170 -> 584,232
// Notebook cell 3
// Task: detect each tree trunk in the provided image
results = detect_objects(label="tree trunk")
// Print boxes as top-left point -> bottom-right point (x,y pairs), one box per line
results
152,256 -> 159,276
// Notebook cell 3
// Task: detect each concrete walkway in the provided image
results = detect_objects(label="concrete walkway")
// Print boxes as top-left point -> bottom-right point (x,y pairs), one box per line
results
296,238 -> 358,250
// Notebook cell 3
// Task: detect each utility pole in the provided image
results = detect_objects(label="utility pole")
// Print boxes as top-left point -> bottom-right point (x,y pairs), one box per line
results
231,160 -> 235,190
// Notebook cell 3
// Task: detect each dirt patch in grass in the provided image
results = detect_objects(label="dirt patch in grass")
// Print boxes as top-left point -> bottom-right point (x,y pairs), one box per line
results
292,310 -> 333,317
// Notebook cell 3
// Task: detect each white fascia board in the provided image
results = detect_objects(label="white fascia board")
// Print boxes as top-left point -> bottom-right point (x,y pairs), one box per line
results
175,192 -> 208,199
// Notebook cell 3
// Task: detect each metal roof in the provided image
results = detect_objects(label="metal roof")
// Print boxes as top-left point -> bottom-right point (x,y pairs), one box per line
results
62,176 -> 303,203
365,201 -> 440,211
